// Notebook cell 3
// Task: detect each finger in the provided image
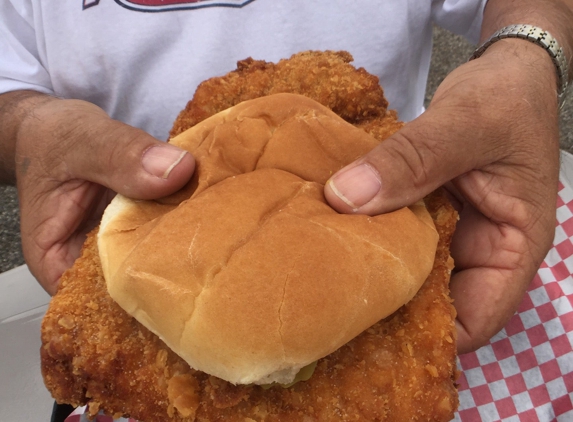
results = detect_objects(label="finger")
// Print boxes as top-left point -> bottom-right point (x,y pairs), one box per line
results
450,205 -> 535,354
324,108 -> 495,215
452,267 -> 531,354
62,112 -> 195,199
19,99 -> 196,200
19,180 -> 109,295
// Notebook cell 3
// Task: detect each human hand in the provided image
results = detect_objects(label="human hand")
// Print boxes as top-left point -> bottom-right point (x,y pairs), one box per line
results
15,98 -> 195,295
324,40 -> 561,354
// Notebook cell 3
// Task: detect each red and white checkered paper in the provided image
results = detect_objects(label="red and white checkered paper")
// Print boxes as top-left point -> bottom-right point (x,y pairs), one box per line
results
455,179 -> 573,422
66,174 -> 573,422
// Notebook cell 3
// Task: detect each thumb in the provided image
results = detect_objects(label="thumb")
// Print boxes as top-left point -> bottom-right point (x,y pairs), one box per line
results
324,110 -> 485,214
59,101 -> 195,199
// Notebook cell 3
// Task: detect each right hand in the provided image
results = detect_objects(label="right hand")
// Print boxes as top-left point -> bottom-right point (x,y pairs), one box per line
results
15,98 -> 195,295
324,39 -> 560,353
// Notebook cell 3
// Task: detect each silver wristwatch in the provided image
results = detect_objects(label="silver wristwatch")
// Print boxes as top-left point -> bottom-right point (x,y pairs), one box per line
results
470,24 -> 570,108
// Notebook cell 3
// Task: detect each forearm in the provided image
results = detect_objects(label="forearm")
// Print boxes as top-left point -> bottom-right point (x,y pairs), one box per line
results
0,91 -> 56,185
482,0 -> 573,81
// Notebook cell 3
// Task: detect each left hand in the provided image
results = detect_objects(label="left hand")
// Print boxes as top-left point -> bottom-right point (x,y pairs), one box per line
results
14,97 -> 195,295
324,39 -> 560,354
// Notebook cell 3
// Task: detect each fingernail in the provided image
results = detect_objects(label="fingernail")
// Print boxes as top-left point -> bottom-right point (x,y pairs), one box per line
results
142,145 -> 187,179
328,164 -> 381,211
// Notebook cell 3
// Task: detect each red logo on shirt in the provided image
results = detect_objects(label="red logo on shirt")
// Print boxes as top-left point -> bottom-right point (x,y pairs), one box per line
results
112,0 -> 255,12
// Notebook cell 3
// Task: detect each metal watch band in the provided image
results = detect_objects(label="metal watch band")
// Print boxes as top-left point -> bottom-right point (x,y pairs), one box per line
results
470,24 -> 570,108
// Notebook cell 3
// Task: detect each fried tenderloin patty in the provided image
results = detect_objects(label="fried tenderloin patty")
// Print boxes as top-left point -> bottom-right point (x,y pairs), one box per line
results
41,51 -> 460,421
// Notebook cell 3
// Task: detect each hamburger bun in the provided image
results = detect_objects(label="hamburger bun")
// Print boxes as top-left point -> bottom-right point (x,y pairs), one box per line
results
98,93 -> 438,385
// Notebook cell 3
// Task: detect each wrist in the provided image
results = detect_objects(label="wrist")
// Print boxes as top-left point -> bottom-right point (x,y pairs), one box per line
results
472,25 -> 569,108
477,39 -> 560,110
481,0 -> 573,82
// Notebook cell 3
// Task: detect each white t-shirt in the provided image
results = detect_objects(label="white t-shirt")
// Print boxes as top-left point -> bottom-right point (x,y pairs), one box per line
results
0,0 -> 485,140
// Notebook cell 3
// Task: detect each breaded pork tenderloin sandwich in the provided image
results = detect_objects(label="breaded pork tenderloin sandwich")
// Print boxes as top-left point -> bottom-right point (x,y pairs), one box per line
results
41,51 -> 459,422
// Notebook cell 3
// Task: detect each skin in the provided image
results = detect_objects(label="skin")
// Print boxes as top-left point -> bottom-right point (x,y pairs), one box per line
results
0,0 -> 572,354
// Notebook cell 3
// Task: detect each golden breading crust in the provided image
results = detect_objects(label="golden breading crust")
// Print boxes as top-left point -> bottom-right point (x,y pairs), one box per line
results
41,51 -> 459,421
169,50 -> 403,141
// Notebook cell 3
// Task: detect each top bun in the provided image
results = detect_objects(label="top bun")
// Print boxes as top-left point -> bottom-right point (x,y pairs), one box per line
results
98,93 -> 438,385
